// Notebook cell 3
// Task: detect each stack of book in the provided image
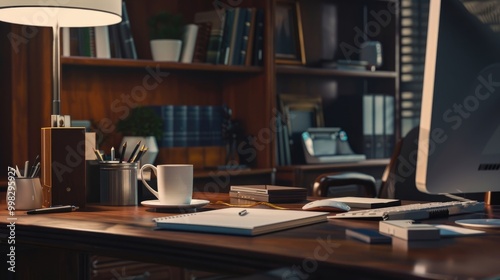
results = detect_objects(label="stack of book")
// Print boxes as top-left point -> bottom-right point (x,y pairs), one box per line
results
229,185 -> 308,203
193,7 -> 264,66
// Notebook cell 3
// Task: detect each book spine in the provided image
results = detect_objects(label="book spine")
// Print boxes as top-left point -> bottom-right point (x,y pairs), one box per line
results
252,9 -> 265,66
187,106 -> 201,146
192,22 -> 212,63
95,26 -> 111,59
363,94 -> 375,159
174,105 -> 188,147
199,106 -> 212,146
108,24 -> 123,58
62,27 -> 70,56
210,106 -> 223,146
160,105 -> 175,148
218,8 -> 235,65
78,27 -> 92,57
119,1 -> 138,59
180,24 -> 199,63
242,8 -> 256,66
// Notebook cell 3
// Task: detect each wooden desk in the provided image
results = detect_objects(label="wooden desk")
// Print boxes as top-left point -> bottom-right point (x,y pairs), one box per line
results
1,192 -> 500,279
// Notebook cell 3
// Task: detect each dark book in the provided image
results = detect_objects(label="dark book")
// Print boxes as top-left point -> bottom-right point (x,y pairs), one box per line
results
242,8 -> 257,66
218,8 -> 236,65
199,106 -> 212,146
108,24 -> 123,58
77,27 -> 92,57
192,22 -> 212,63
252,9 -> 265,66
194,10 -> 226,64
210,106 -> 223,146
119,1 -> 138,59
229,8 -> 247,65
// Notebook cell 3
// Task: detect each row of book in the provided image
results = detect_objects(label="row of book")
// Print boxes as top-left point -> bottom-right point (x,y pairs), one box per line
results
363,94 -> 395,159
62,1 -> 137,59
191,7 -> 264,65
61,3 -> 265,66
149,105 -> 224,148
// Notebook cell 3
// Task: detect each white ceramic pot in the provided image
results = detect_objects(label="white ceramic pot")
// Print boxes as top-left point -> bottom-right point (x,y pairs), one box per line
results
120,136 -> 159,166
150,39 -> 182,62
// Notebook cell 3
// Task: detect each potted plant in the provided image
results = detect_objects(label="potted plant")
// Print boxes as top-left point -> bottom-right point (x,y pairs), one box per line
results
148,11 -> 184,61
116,106 -> 163,165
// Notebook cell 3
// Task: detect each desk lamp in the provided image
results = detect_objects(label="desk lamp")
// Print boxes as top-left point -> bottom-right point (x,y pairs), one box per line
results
0,0 -> 122,127
0,0 -> 122,207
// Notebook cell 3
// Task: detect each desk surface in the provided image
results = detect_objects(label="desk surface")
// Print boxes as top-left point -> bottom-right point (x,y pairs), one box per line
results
1,192 -> 500,279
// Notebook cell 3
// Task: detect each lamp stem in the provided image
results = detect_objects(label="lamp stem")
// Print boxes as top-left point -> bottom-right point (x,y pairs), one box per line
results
51,23 -> 63,127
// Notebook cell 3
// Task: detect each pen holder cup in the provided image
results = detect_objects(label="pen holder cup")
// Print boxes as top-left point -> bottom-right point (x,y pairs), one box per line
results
99,162 -> 138,206
8,177 -> 43,210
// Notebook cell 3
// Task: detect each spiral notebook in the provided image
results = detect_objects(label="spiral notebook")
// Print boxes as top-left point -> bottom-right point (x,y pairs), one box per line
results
153,208 -> 328,236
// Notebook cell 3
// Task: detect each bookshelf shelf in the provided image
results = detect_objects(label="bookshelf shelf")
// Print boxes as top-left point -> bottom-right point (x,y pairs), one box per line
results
62,56 -> 264,74
276,65 -> 397,78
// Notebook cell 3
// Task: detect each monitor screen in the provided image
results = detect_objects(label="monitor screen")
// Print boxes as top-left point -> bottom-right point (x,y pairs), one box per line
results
417,0 -> 500,194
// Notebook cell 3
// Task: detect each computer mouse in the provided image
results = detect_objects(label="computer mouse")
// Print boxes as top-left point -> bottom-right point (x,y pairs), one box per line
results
302,199 -> 351,212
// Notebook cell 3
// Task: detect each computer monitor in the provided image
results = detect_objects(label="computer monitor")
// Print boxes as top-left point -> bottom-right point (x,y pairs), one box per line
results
417,0 -> 500,198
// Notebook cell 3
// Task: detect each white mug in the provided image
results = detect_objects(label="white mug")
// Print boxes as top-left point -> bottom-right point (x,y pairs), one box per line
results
140,164 -> 193,205
9,178 -> 43,210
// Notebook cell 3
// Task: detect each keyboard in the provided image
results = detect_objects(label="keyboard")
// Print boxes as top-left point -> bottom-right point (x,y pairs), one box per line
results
330,201 -> 485,220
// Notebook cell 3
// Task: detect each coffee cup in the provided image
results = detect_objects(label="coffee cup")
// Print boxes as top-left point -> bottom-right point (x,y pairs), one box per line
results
8,178 -> 43,210
140,164 -> 193,205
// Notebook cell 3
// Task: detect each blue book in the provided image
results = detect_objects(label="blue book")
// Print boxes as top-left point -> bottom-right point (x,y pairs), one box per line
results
174,106 -> 188,147
218,8 -> 235,65
230,8 -> 248,65
187,106 -> 201,146
199,106 -> 212,146
210,106 -> 224,146
161,105 -> 175,147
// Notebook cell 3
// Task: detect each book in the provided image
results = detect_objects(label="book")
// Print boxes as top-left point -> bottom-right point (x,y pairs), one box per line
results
153,207 -> 328,236
94,26 -> 111,59
252,9 -> 265,66
218,8 -> 236,65
180,24 -> 199,63
229,185 -> 307,203
119,1 -> 138,59
329,197 -> 401,209
194,10 -> 226,64
192,22 -> 212,63
241,8 -> 257,66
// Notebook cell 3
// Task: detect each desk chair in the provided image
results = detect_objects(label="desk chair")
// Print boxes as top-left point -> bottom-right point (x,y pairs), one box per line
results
312,127 -> 487,201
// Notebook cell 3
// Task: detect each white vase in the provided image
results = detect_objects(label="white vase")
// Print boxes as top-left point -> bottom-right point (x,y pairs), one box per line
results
120,136 -> 159,166
150,39 -> 182,61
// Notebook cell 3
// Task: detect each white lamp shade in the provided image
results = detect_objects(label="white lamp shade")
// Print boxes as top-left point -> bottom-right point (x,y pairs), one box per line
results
0,0 -> 122,27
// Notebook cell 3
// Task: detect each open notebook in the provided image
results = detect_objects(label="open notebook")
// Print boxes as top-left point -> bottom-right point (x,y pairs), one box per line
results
153,208 -> 328,236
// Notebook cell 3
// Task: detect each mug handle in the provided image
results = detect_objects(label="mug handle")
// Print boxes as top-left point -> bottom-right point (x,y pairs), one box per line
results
140,164 -> 159,199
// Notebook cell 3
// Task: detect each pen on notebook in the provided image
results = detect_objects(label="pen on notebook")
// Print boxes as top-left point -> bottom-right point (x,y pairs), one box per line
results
238,209 -> 248,216
128,140 -> 141,163
26,205 -> 78,215
119,142 -> 127,163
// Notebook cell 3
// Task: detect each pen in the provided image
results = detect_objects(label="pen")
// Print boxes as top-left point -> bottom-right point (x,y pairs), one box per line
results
238,209 -> 248,216
93,147 -> 104,161
119,142 -> 127,163
30,162 -> 40,178
130,145 -> 145,163
134,146 -> 148,163
24,160 -> 29,178
128,140 -> 141,163
26,205 -> 79,215
110,146 -> 115,161
30,155 -> 40,176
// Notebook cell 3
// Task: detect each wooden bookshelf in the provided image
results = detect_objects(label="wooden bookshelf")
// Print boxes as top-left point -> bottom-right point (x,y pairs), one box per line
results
1,0 -> 400,189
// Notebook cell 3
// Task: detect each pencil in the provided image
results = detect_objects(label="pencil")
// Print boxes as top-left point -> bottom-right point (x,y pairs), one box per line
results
119,142 -> 127,163
128,141 -> 141,163
134,146 -> 148,163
